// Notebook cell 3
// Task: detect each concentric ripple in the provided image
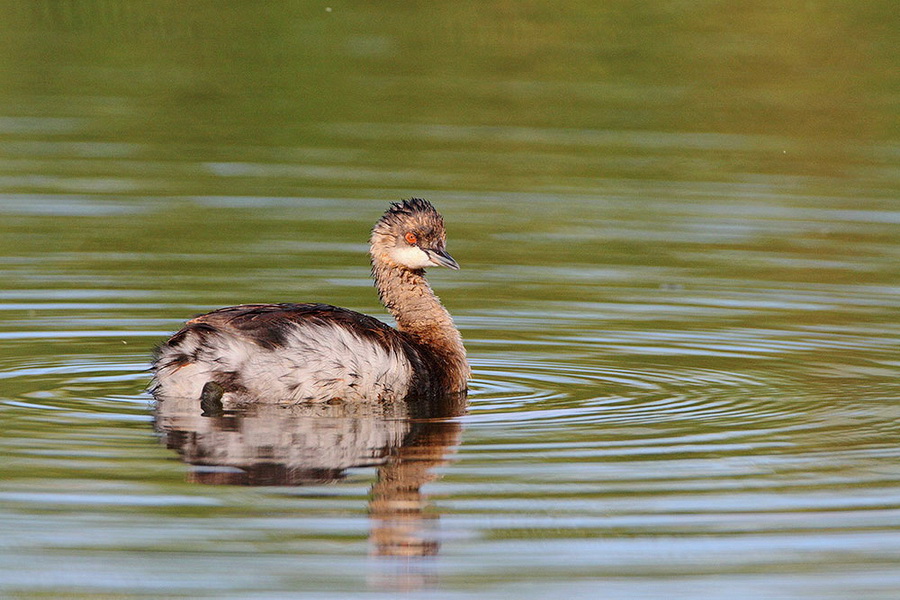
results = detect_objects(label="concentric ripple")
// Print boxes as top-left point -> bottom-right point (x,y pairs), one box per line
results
0,350 -> 154,418
468,356 -> 800,427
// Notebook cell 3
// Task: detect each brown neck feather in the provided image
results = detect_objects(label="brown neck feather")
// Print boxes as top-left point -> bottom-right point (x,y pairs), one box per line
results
372,262 -> 468,391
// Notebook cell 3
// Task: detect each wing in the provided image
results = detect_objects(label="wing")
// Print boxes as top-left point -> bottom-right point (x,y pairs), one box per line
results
177,303 -> 406,353
153,303 -> 421,402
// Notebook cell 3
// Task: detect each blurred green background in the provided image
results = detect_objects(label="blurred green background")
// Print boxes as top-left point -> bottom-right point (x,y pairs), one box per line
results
1,0 -> 896,197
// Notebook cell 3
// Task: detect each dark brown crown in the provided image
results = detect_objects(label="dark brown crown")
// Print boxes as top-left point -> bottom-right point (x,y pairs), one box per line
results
373,198 -> 446,242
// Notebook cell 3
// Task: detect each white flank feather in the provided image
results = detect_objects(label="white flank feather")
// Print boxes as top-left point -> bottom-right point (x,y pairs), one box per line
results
153,321 -> 414,403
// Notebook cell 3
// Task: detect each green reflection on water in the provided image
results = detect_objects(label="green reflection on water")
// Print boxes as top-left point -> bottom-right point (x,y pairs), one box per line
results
0,1 -> 896,196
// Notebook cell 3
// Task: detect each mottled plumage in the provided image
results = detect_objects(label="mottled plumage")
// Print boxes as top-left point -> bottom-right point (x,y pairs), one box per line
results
151,199 -> 468,404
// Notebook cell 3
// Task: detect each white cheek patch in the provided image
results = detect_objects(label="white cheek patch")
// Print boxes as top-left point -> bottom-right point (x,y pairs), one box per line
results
389,245 -> 433,269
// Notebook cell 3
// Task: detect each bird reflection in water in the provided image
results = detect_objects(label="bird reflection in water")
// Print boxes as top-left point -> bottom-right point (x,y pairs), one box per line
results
153,387 -> 465,559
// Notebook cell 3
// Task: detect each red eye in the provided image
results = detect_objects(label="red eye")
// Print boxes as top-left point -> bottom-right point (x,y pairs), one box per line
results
404,232 -> 418,245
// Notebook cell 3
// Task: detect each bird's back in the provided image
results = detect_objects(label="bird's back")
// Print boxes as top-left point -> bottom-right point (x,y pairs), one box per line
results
152,303 -> 418,403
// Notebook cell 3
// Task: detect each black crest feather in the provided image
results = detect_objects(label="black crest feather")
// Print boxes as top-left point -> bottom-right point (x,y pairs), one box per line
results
374,198 -> 444,234
392,197 -> 435,214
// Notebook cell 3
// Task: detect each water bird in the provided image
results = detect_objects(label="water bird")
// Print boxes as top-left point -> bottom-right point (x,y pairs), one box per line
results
151,198 -> 468,405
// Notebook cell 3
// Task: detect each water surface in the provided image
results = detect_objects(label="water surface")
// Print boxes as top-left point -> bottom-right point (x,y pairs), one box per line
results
0,3 -> 898,599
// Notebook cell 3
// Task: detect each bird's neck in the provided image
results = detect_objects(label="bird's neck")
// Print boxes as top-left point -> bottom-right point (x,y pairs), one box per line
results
372,262 -> 468,389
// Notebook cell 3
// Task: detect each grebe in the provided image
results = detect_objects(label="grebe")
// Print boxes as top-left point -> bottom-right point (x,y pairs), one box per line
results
151,198 -> 468,404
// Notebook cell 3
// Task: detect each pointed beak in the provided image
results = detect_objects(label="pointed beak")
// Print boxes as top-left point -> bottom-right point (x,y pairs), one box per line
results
426,247 -> 460,270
